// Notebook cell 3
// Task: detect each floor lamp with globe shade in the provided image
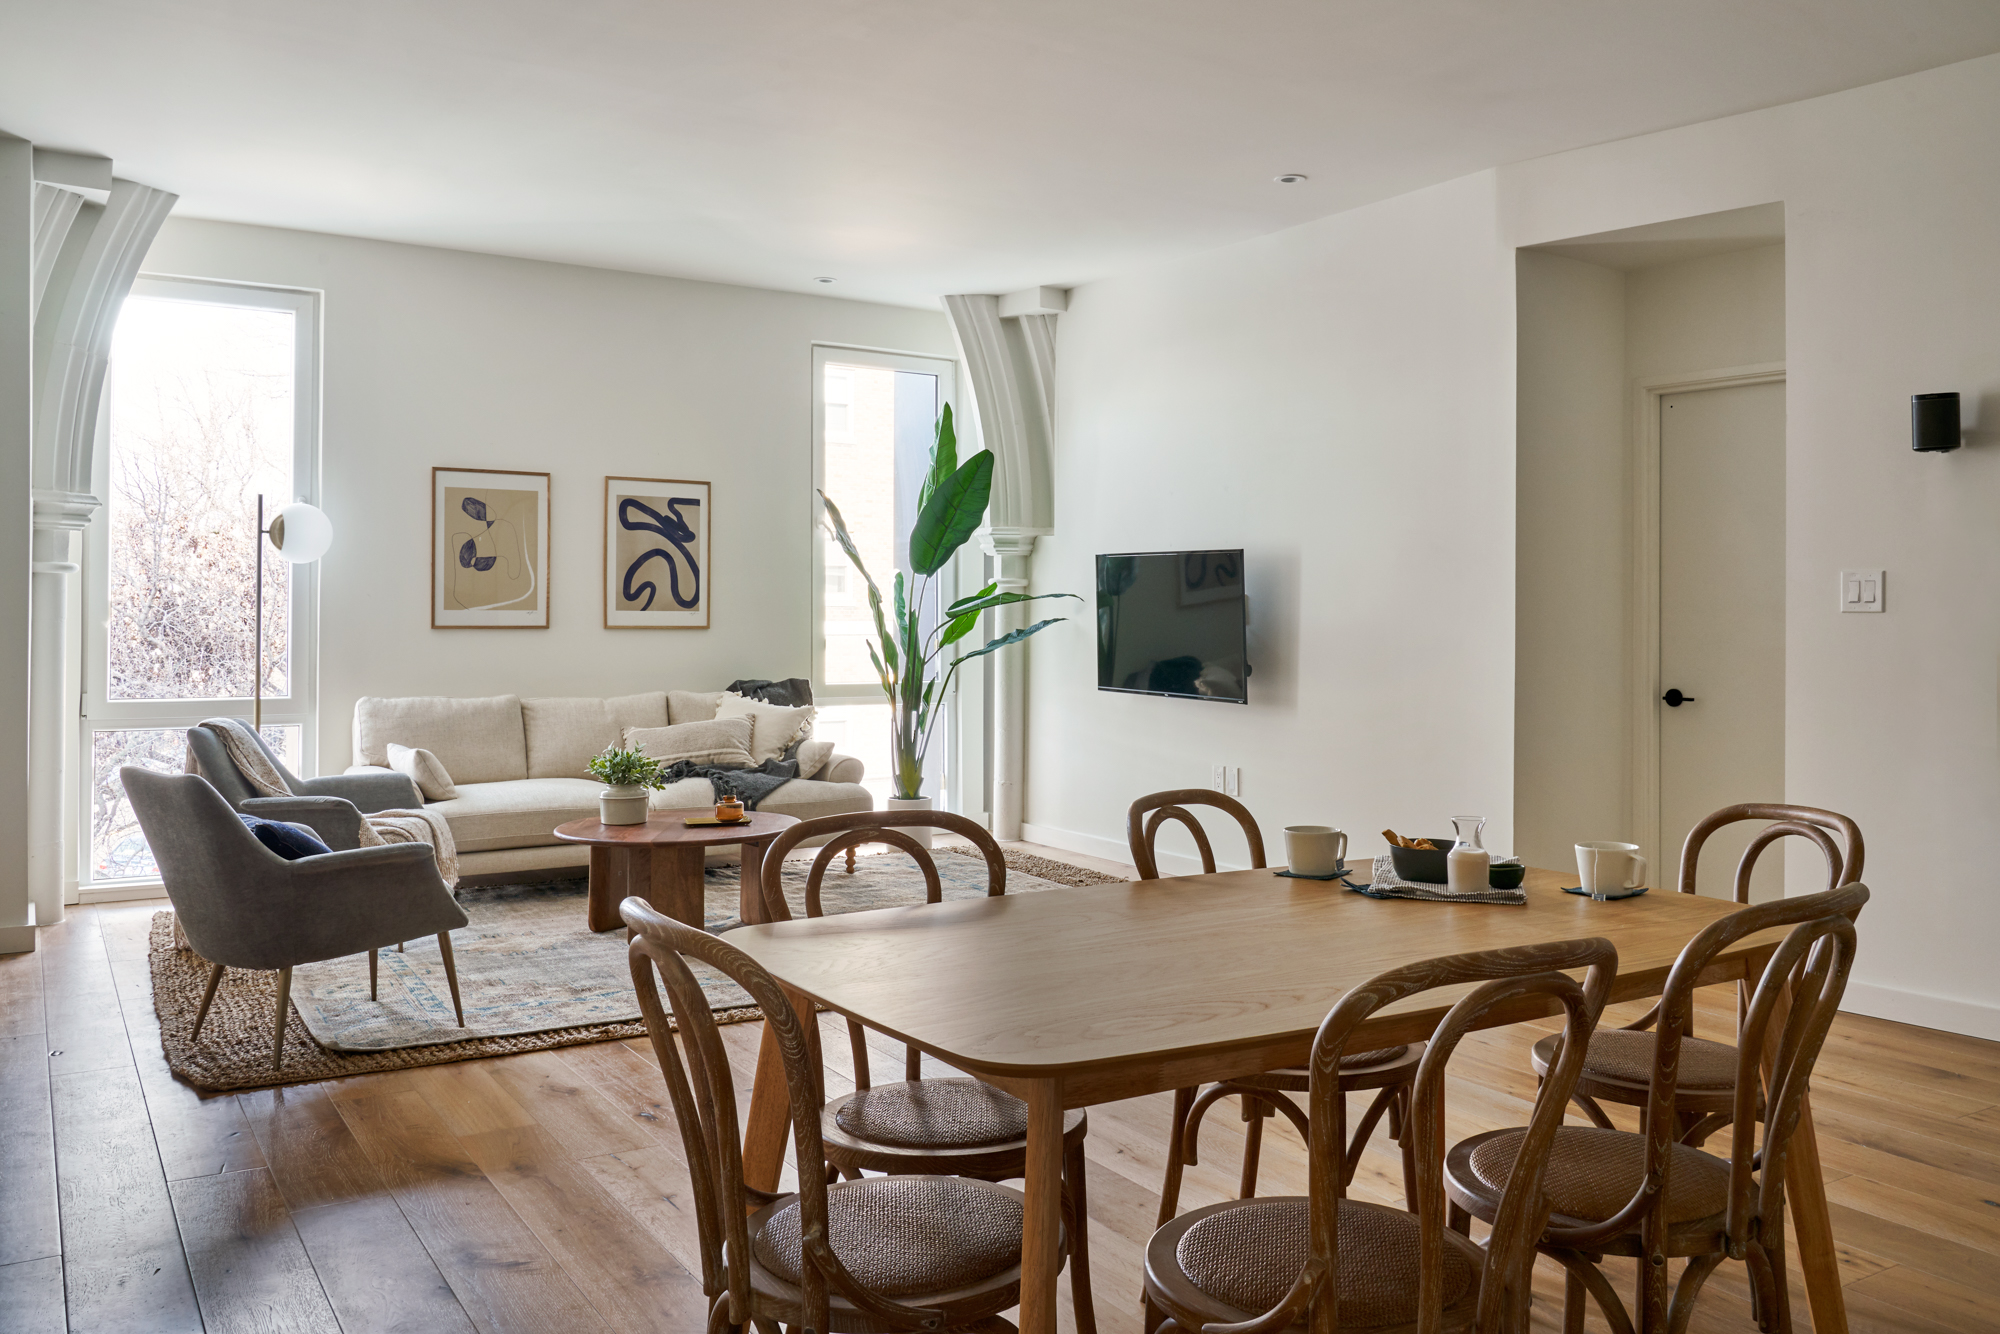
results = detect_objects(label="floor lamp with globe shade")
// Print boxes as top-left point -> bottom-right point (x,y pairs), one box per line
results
255,495 -> 333,730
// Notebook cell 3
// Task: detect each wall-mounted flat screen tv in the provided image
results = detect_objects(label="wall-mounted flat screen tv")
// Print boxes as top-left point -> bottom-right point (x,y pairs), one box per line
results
1096,550 -> 1247,703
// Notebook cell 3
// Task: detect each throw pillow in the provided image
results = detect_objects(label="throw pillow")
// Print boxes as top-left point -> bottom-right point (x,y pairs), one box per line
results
623,717 -> 756,769
794,738 -> 837,780
387,743 -> 459,802
238,814 -> 332,860
714,693 -> 817,766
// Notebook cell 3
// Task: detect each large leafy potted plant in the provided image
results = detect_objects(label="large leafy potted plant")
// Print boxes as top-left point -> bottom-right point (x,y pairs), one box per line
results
820,405 -> 1075,830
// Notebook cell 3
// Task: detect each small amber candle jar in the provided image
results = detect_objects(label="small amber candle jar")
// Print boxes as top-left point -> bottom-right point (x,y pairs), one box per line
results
716,795 -> 744,821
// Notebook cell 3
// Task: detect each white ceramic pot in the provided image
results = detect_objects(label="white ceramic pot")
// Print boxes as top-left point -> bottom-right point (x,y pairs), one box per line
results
599,784 -> 651,826
886,795 -> 934,849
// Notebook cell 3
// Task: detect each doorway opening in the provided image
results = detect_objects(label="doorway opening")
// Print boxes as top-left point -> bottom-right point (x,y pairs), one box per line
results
1515,204 -> 1787,896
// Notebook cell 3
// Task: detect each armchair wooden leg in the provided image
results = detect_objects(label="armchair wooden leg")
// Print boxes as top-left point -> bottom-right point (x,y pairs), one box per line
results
368,948 -> 378,1001
272,967 -> 293,1069
845,845 -> 856,873
192,963 -> 225,1041
438,932 -> 465,1027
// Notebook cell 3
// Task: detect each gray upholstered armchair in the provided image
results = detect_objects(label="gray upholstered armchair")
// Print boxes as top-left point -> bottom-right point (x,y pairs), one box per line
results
122,767 -> 468,1067
185,719 -> 420,851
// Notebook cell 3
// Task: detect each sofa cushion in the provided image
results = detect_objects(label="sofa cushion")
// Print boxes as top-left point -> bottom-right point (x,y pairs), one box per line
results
423,778 -> 604,852
354,695 -> 528,784
760,778 -> 874,823
522,693 -> 669,779
667,689 -> 724,724
796,738 -> 836,780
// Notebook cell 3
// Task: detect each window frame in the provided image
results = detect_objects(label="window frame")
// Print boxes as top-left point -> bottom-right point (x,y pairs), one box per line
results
78,274 -> 323,890
809,343 -> 960,706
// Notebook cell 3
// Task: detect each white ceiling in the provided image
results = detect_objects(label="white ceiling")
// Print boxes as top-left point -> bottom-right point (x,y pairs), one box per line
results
6,2 -> 1999,308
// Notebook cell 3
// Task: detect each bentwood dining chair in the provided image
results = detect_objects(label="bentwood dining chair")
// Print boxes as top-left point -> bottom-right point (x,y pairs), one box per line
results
1142,936 -> 1618,1334
1130,790 -> 1425,1224
758,809 -> 1097,1334
1451,880 -> 1869,1334
1528,803 -> 1864,1145
623,895 -> 1064,1333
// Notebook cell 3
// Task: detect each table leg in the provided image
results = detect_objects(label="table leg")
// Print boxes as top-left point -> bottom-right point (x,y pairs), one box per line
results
587,845 -> 647,932
1018,1078 -> 1065,1334
1787,1094 -> 1848,1334
739,836 -> 773,926
741,981 -> 817,1196
647,843 -> 706,927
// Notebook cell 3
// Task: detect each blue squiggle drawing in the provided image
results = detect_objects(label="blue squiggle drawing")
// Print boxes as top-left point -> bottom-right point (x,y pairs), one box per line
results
619,496 -> 702,610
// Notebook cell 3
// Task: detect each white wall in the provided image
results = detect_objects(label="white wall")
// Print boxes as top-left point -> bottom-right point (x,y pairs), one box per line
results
1514,251 -> 1626,872
132,220 -> 954,770
1041,52 -> 2000,1037
1028,171 -> 1518,872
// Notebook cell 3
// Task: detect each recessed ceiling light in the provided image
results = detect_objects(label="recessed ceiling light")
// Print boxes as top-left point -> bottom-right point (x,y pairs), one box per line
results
814,276 -> 836,284
1275,173 -> 1308,185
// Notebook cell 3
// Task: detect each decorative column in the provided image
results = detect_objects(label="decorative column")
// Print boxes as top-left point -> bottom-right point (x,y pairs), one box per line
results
944,288 -> 1064,840
20,151 -> 175,931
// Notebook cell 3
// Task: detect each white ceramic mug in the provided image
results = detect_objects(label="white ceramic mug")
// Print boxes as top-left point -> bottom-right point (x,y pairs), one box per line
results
1285,826 -> 1348,877
1576,841 -> 1647,899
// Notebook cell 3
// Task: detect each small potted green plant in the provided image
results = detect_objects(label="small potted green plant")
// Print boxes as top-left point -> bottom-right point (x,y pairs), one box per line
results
587,745 -> 666,825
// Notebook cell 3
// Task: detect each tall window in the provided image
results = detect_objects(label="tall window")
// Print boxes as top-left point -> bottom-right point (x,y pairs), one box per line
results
82,277 -> 320,888
812,346 -> 960,809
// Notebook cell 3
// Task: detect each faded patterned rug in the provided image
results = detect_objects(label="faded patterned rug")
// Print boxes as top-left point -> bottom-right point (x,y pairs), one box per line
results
149,846 -> 1121,1091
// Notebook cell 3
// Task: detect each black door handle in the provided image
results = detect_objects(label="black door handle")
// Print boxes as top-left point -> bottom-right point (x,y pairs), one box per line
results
1662,688 -> 1695,708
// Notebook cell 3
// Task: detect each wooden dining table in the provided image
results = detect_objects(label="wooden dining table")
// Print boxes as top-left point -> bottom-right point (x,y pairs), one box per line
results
727,863 -> 1850,1334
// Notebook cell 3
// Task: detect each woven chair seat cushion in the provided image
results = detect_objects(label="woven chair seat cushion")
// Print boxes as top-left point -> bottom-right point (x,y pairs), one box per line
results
1174,1197 -> 1476,1326
753,1176 -> 1024,1297
833,1078 -> 1029,1149
1577,1028 -> 1739,1089
1466,1126 -> 1730,1225
1249,1047 -> 1412,1090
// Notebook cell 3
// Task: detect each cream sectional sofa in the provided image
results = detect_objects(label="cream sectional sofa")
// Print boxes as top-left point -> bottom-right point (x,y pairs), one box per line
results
344,691 -> 870,881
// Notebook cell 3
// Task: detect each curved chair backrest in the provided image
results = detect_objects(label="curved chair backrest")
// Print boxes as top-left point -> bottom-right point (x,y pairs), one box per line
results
1126,789 -> 1266,880
624,896 -> 953,1333
121,767 -> 302,963
184,719 -> 302,807
1678,802 -> 1864,904
762,809 -> 1007,1088
1550,880 -> 1868,1324
1262,937 -> 1617,1333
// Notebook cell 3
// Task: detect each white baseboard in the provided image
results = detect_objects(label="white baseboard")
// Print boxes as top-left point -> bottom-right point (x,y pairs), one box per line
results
0,922 -> 36,954
1840,980 -> 2000,1042
1020,821 -> 1247,878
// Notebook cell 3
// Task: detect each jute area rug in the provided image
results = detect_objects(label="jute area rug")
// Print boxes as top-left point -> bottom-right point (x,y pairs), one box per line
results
150,846 -> 1120,1092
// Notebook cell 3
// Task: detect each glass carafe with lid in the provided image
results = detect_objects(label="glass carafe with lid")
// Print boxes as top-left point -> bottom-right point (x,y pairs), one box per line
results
1446,816 -> 1490,894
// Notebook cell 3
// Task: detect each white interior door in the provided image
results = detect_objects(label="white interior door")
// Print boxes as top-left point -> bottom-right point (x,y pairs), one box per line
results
1657,380 -> 1786,899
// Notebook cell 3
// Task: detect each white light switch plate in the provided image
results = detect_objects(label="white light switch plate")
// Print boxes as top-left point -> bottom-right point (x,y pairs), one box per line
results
1840,569 -> 1884,613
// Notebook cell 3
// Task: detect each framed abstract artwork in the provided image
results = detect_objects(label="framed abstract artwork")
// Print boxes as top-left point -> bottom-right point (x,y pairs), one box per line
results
604,476 -> 710,629
431,468 -> 550,628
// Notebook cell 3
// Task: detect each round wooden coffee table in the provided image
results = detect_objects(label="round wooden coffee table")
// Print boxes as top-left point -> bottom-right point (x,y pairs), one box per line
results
554,809 -> 800,933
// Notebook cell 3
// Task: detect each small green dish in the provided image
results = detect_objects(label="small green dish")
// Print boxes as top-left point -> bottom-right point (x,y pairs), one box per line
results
1487,862 -> 1526,889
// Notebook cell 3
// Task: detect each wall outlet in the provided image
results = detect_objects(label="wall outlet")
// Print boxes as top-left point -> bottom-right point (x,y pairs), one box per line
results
1212,764 -> 1227,793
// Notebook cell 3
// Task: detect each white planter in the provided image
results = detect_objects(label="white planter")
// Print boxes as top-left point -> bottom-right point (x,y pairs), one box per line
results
886,795 -> 934,849
599,785 -> 651,826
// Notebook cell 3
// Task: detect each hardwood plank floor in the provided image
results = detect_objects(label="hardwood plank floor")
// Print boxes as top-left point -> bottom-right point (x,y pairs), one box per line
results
9,846 -> 1999,1332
